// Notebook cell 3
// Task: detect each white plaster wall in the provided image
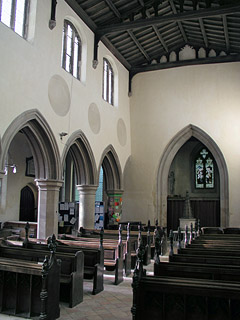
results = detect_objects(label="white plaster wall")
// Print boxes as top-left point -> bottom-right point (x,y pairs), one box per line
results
0,0 -> 131,175
123,62 -> 240,227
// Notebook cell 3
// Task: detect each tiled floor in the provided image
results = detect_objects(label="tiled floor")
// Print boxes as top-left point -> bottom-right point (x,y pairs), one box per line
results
59,274 -> 133,320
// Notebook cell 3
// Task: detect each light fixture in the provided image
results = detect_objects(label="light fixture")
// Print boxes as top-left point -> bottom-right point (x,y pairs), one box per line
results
4,164 -> 17,175
59,132 -> 68,140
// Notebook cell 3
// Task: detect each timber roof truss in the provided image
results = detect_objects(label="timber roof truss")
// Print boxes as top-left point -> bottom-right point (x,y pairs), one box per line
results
64,0 -> 240,78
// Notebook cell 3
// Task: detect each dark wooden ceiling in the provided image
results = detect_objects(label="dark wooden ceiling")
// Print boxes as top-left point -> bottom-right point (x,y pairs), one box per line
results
65,0 -> 240,76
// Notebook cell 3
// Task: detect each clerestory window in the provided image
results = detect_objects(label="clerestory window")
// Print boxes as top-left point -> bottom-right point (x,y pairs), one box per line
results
0,0 -> 30,38
195,148 -> 214,189
62,20 -> 81,80
103,58 -> 114,105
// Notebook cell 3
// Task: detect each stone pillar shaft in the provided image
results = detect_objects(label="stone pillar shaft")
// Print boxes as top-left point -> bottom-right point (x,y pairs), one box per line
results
35,179 -> 63,239
76,185 -> 98,229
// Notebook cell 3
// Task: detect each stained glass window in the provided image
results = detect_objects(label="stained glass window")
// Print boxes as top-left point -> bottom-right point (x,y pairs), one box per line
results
195,148 -> 214,189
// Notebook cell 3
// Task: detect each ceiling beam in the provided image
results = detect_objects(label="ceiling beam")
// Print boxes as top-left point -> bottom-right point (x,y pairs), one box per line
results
103,0 -> 151,63
199,18 -> 209,47
103,0 -> 121,19
169,0 -> 188,43
97,3 -> 240,37
130,53 -> 240,76
222,15 -> 230,52
65,0 -> 131,70
145,9 -> 169,53
128,30 -> 151,61
64,0 -> 97,32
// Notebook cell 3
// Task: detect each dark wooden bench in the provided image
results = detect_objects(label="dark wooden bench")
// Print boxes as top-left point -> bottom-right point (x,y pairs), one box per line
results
7,222 -> 104,295
58,237 -> 124,285
132,230 -> 240,320
0,247 -> 60,319
2,220 -> 37,237
0,237 -> 83,308
132,274 -> 240,320
22,237 -> 104,295
62,232 -> 131,276
178,247 -> 240,257
169,252 -> 240,266
79,224 -> 137,270
154,260 -> 240,282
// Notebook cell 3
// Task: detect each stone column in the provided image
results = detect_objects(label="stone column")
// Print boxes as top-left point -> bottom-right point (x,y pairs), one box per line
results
35,179 -> 63,239
76,185 -> 98,229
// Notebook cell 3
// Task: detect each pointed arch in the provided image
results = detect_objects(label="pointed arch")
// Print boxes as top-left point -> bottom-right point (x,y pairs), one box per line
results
0,109 -> 61,180
99,145 -> 123,191
61,130 -> 97,185
157,124 -> 229,228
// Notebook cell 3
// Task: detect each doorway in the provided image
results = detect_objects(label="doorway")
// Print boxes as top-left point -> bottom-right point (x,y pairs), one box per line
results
19,186 -> 36,222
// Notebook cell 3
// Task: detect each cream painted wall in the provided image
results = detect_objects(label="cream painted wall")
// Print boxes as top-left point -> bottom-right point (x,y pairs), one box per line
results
0,1 -> 131,222
0,0 -> 131,173
123,62 -> 240,227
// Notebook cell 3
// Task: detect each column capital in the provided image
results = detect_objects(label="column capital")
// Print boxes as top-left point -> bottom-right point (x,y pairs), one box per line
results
35,179 -> 63,191
76,184 -> 98,194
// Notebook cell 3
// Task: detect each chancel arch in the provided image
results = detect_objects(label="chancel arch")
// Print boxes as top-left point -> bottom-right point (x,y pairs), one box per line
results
0,109 -> 62,239
157,124 -> 229,230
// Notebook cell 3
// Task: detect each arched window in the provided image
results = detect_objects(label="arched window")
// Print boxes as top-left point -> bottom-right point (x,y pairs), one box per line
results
103,58 -> 114,105
62,20 -> 81,80
0,0 -> 30,38
195,148 -> 214,189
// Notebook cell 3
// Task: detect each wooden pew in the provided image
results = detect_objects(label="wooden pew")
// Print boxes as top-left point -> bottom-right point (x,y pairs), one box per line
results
58,236 -> 124,285
132,275 -> 240,320
0,241 -> 60,319
178,247 -> 240,257
20,236 -> 104,295
6,225 -> 104,295
79,224 -> 137,270
2,220 -> 37,237
132,230 -> 240,320
0,236 -> 84,308
169,253 -> 240,266
63,226 -> 131,276
154,260 -> 240,282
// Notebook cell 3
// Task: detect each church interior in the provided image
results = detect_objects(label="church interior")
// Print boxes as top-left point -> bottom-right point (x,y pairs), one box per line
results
1,0 -> 240,319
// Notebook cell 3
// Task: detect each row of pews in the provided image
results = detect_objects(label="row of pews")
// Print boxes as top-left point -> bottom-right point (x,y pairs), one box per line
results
0,220 -> 167,319
0,235 -> 61,319
132,225 -> 240,320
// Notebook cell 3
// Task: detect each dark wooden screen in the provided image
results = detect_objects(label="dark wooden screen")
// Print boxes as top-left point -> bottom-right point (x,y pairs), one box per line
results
167,199 -> 220,235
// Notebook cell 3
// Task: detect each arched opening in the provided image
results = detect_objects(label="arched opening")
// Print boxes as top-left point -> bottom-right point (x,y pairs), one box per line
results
98,145 -> 123,228
60,131 -> 97,232
0,110 -> 61,237
166,137 -> 220,234
157,124 -> 229,230
19,186 -> 36,222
